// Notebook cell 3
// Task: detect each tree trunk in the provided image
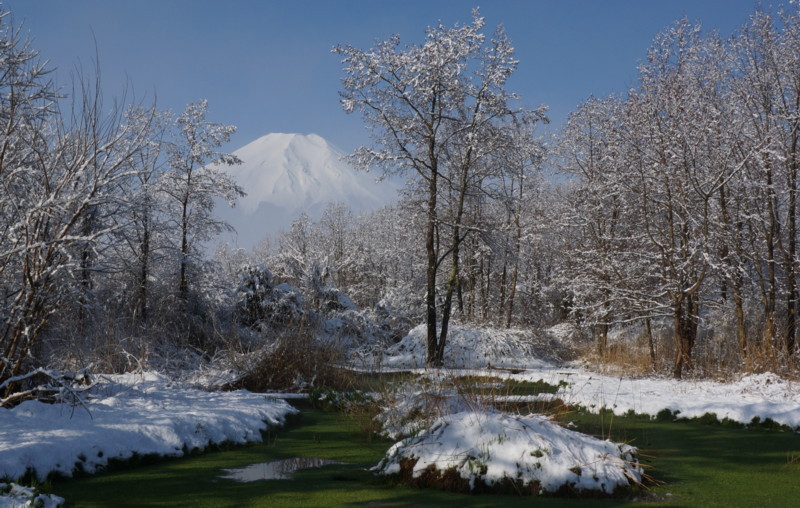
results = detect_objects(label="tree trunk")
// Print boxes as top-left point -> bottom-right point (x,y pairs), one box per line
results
646,317 -> 656,370
765,159 -> 779,349
436,158 -> 471,366
137,218 -> 150,325
734,280 -> 747,360
425,170 -> 439,367
178,195 -> 189,298
673,295 -> 698,379
506,262 -> 518,329
596,322 -> 608,360
672,299 -> 686,380
505,206 -> 522,328
77,208 -> 95,335
786,125 -> 798,354
467,260 -> 476,320
437,260 -> 457,366
498,261 -> 507,326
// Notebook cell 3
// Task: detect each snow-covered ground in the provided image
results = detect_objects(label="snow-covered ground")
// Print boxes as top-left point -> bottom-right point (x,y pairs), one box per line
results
0,372 -> 297,482
381,325 -> 800,429
400,366 -> 800,429
370,330 -> 800,494
0,483 -> 64,508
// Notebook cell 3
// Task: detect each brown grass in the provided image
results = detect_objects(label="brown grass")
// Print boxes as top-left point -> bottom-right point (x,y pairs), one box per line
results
234,325 -> 353,392
583,323 -> 800,380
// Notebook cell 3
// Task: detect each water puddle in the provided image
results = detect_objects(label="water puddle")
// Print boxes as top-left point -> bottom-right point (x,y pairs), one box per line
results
220,457 -> 345,482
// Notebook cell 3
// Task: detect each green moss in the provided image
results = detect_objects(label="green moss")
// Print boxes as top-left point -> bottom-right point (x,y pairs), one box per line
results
44,400 -> 800,507
655,408 -> 678,422
563,408 -> 800,507
502,378 -> 564,396
696,412 -> 721,426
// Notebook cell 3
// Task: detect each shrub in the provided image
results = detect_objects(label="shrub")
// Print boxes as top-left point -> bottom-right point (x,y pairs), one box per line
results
233,324 -> 351,392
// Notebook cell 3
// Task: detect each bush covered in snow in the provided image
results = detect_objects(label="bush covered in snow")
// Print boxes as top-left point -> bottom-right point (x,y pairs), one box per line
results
236,265 -> 310,330
232,264 -> 401,389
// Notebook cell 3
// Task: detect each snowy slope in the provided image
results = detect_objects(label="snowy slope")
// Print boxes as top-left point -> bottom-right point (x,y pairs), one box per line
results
214,133 -> 397,249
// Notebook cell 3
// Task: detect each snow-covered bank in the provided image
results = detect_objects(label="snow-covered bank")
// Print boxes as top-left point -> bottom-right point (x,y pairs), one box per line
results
376,410 -> 642,494
543,370 -> 800,428
374,323 -> 800,429
406,367 -> 800,429
0,372 -> 297,482
371,361 -> 798,495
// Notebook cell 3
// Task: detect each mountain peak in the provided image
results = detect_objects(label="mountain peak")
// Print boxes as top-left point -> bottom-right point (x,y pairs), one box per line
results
247,132 -> 326,148
213,133 -> 397,249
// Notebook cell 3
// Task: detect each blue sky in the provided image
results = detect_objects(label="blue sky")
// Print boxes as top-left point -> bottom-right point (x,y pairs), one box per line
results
3,0 -> 779,152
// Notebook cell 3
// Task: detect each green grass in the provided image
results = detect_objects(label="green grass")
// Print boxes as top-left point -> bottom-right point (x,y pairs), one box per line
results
45,401 -> 800,507
347,370 -> 421,393
565,409 -> 800,507
448,375 -> 563,396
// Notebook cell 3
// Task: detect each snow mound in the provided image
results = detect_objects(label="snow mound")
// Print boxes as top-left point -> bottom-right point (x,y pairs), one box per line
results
0,483 -> 64,508
382,324 -> 561,369
374,382 -> 476,440
0,372 -> 297,481
375,410 -> 642,494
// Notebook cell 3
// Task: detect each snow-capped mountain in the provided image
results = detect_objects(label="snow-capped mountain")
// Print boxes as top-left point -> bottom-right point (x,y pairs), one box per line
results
213,133 -> 397,249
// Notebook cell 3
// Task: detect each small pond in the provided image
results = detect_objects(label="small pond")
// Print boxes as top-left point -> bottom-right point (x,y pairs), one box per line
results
220,457 -> 346,482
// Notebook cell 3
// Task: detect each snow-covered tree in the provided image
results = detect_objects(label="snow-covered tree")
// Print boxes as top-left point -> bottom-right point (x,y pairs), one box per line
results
103,107 -> 172,326
0,11 -> 159,397
334,9 -> 546,365
163,99 -> 243,299
553,8 -> 800,377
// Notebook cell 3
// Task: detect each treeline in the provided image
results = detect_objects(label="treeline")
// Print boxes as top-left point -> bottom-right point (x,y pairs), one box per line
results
4,4 -> 800,396
555,9 -> 800,377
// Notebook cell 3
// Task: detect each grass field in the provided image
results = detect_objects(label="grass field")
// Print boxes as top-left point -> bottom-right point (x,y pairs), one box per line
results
46,398 -> 800,507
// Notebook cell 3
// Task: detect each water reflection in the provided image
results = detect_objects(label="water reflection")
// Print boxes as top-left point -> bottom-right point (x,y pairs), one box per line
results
220,457 -> 345,481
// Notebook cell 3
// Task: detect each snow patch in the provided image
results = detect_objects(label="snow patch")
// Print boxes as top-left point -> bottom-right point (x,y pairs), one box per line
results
543,369 -> 800,428
378,325 -> 800,429
0,483 -> 64,508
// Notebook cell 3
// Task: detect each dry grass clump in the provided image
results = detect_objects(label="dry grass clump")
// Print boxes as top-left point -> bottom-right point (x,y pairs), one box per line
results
233,325 -> 353,392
